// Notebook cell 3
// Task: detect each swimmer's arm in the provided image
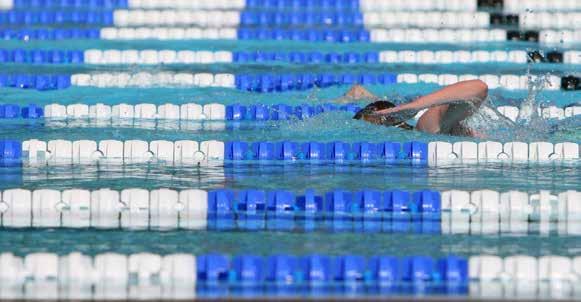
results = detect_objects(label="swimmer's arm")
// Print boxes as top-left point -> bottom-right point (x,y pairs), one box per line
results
376,80 -> 488,114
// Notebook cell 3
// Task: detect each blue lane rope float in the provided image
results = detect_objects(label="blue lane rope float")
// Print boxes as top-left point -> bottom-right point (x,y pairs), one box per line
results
2,139 -> 578,166
2,49 -> 579,65
2,72 -> 572,91
0,187 -> 577,232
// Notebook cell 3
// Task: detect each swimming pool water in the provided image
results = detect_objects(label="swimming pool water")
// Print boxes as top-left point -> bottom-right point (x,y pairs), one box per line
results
1,1 -> 580,300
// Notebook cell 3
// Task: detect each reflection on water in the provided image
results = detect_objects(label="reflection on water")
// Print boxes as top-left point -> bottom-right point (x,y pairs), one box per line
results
1,229 -> 580,257
3,220 -> 581,237
0,161 -> 577,193
0,109 -> 579,144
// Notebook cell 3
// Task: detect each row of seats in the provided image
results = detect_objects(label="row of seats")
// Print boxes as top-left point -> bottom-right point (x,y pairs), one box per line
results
2,49 -> 580,65
0,10 -> 113,25
0,187 -> 577,230
0,74 -> 71,90
0,253 -> 472,300
3,103 -> 579,122
2,139 -> 579,164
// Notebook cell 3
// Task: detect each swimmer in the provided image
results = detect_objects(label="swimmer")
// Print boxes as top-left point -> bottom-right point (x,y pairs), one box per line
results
342,80 -> 488,137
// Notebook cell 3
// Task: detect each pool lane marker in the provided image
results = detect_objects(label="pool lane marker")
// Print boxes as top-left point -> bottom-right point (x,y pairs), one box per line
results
5,10 -> 578,30
1,103 -> 579,122
0,188 -> 578,233
3,72 -> 578,91
9,0 -> 579,13
2,251 -> 578,299
1,251 -> 579,299
0,139 -> 578,165
3,49 -> 579,65
2,27 -> 579,43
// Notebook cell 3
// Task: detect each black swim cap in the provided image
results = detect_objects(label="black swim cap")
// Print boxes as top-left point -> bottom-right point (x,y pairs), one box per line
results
353,101 -> 413,130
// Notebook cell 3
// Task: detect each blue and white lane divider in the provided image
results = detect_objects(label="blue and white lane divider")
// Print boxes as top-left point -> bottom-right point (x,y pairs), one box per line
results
0,28 -> 101,40
360,0 -> 581,12
107,10 -> 581,30
4,49 -> 580,65
7,0 -> 577,13
5,10 -> 578,30
2,72 -> 578,91
0,188 -> 578,232
0,139 -> 578,166
4,252 -> 581,300
7,0 -> 245,9
2,103 -> 365,120
2,253 -> 581,300
0,7 -> 579,29
503,0 -> 581,13
5,0 -> 129,9
1,26 -> 579,43
0,10 -> 115,25
1,103 -> 579,122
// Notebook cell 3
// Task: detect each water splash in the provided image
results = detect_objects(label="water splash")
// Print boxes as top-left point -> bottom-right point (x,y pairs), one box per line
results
516,73 -> 548,124
442,73 -> 578,142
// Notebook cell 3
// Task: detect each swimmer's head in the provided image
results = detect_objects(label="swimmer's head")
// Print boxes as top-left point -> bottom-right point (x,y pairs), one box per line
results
353,101 -> 414,130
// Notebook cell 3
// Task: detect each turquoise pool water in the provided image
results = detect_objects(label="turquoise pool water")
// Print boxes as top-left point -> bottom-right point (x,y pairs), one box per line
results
0,36 -> 580,299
